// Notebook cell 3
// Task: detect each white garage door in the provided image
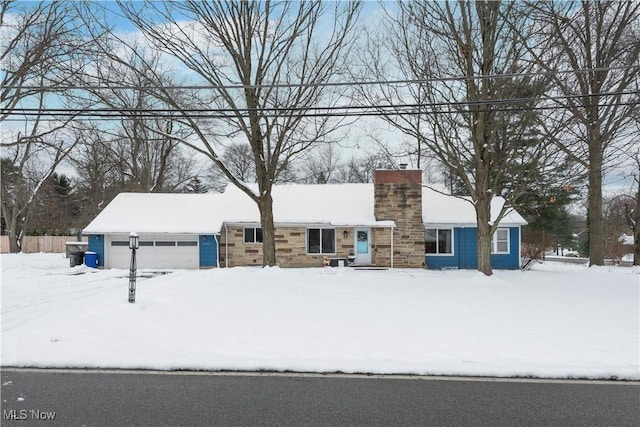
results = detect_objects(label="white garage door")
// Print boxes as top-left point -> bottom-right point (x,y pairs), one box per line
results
107,234 -> 199,269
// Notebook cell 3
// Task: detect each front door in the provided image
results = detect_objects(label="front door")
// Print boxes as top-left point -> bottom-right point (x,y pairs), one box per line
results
354,228 -> 371,265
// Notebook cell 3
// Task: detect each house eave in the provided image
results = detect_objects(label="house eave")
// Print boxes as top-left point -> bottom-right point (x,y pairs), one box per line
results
83,229 -> 221,235
423,222 -> 526,228
223,220 -> 395,228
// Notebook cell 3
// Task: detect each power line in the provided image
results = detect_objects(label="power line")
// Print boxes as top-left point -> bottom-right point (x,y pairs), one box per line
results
2,90 -> 637,120
1,66 -> 638,91
4,101 -> 637,122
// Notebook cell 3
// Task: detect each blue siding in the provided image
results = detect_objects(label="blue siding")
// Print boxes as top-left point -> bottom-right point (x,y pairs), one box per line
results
87,234 -> 105,267
425,227 -> 521,270
425,253 -> 459,269
490,227 -> 521,270
458,228 -> 477,269
199,235 -> 218,267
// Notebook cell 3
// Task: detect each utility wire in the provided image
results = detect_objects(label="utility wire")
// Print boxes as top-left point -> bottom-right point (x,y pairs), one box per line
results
2,101 -> 637,121
1,65 -> 638,91
2,90 -> 638,120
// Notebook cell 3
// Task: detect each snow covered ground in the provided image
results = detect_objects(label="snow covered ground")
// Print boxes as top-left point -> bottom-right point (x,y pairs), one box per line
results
1,253 -> 638,380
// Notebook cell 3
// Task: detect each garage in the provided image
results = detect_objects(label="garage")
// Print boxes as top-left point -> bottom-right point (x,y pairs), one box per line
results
83,193 -> 224,269
107,234 -> 200,270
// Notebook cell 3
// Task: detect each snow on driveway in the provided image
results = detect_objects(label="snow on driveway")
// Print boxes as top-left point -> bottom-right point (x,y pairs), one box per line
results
1,253 -> 638,379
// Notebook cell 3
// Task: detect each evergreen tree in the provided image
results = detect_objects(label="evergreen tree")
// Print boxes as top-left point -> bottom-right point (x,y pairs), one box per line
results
518,183 -> 579,254
27,173 -> 82,235
184,176 -> 208,194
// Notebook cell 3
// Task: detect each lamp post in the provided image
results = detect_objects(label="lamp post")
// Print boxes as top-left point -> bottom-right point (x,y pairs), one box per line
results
128,232 -> 139,303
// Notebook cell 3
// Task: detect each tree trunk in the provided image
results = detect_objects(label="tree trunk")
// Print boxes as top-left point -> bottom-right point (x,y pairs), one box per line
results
634,183 -> 640,266
258,192 -> 277,267
7,215 -> 21,253
2,198 -> 22,253
588,145 -> 605,266
476,195 -> 493,276
634,228 -> 640,266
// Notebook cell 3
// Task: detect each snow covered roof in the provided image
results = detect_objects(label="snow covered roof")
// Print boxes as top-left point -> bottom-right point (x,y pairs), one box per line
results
221,183 -> 393,227
422,188 -> 527,227
82,193 -> 228,234
619,233 -> 635,245
83,183 -> 526,235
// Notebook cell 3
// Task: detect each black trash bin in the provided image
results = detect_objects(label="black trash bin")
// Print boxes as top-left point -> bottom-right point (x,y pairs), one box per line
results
70,251 -> 86,267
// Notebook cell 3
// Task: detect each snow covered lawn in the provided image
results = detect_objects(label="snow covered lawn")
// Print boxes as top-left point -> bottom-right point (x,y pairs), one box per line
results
2,253 -> 638,380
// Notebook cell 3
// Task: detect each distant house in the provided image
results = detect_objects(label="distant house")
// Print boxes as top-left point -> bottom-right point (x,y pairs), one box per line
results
618,233 -> 635,261
619,233 -> 635,247
83,168 -> 527,270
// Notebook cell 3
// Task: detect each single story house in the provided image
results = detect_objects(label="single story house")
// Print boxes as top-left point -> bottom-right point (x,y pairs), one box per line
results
83,168 -> 526,270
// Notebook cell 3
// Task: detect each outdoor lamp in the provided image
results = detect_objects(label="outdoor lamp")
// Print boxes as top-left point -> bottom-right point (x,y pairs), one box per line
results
128,232 -> 139,303
129,232 -> 139,250
343,230 -> 349,239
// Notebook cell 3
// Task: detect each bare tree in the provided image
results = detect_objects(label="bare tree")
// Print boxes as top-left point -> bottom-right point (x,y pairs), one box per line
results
632,112 -> 640,266
299,143 -> 343,184
602,193 -> 636,263
220,143 -> 257,183
68,125 -> 121,226
71,122 -> 200,227
621,116 -> 640,265
337,152 -> 396,184
360,1 -> 560,275
0,1 -> 95,251
76,46 -> 198,194
631,161 -> 640,266
1,1 -> 81,124
102,0 -> 362,266
0,133 -> 79,252
525,1 -> 640,266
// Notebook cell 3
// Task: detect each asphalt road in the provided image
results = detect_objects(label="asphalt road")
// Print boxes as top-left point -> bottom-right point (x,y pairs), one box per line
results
1,369 -> 638,427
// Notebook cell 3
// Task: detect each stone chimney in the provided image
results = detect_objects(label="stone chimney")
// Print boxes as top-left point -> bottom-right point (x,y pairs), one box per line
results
373,168 -> 424,268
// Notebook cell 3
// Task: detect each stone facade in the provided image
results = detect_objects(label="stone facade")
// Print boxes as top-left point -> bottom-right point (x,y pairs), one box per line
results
220,225 -> 371,268
373,169 -> 425,268
219,168 -> 425,268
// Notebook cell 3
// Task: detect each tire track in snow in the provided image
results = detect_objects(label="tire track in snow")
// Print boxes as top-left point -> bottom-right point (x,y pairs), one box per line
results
1,269 -> 127,333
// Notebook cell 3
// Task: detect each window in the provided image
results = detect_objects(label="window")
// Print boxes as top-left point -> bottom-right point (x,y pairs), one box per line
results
244,227 -> 263,243
307,228 -> 336,254
492,228 -> 510,254
425,228 -> 453,255
177,241 -> 198,247
155,241 -> 176,247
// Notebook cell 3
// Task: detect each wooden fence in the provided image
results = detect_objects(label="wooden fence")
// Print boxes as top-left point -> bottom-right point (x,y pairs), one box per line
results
0,236 -> 88,254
